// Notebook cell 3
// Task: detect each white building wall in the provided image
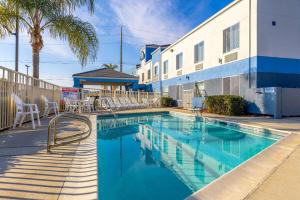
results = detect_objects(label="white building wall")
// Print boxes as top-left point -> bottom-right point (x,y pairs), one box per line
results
257,0 -> 300,59
137,60 -> 152,84
160,0 -> 257,81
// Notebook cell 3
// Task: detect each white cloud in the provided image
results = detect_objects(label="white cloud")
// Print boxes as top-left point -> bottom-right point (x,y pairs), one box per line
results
108,0 -> 190,45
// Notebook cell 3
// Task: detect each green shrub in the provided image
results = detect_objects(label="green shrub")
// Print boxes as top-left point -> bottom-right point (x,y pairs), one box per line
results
161,97 -> 174,107
205,95 -> 246,116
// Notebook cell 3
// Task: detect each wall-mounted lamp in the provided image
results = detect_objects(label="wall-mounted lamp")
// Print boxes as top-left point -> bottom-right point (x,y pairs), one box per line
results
186,75 -> 190,80
170,49 -> 174,53
219,58 -> 223,64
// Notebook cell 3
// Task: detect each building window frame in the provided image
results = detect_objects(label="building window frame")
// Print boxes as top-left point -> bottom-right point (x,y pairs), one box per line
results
163,60 -> 168,74
176,53 -> 183,70
223,23 -> 240,54
194,41 -> 204,64
154,65 -> 158,76
147,69 -> 151,80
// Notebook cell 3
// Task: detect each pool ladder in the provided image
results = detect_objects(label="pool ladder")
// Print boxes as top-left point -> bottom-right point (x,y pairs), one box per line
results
47,113 -> 92,153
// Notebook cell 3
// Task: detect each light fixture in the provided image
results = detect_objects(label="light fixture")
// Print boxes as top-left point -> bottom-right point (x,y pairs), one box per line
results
219,58 -> 223,64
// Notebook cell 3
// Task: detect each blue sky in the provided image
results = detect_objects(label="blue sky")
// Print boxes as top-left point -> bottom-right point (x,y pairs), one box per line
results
0,0 -> 233,86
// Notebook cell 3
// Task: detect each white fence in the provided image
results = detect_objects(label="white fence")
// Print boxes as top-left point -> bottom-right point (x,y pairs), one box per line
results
0,66 -> 61,131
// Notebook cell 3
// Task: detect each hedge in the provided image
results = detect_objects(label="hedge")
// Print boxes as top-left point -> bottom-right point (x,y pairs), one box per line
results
161,97 -> 174,107
204,95 -> 246,116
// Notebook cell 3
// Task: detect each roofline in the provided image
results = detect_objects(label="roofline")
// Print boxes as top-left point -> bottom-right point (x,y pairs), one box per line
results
72,68 -> 106,77
151,47 -> 161,56
73,76 -> 139,80
162,0 -> 242,54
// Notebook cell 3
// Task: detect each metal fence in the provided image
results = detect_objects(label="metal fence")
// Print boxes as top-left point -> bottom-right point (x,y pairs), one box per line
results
0,66 -> 61,131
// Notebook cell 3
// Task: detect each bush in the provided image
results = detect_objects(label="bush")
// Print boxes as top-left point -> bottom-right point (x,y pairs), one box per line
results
204,95 -> 246,116
161,97 -> 174,107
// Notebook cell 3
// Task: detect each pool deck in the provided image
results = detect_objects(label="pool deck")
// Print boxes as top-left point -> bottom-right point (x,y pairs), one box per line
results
0,115 -> 97,200
0,108 -> 300,199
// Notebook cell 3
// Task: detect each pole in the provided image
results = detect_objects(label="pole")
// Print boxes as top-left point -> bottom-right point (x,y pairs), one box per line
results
15,7 -> 19,72
120,25 -> 123,72
25,65 -> 30,76
120,25 -> 123,91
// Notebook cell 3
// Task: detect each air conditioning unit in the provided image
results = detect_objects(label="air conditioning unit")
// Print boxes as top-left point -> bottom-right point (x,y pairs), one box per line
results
225,52 -> 238,63
195,63 -> 204,71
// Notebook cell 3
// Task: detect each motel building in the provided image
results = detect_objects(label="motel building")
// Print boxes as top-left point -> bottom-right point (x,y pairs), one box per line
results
136,0 -> 300,117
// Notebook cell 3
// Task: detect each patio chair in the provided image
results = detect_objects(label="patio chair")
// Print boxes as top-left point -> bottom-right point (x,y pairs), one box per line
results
42,95 -> 59,117
113,97 -> 127,110
190,97 -> 204,113
124,97 -> 139,109
142,98 -> 150,107
82,97 -> 94,113
64,98 -> 79,113
105,97 -> 120,111
120,97 -> 135,109
130,97 -> 144,108
151,97 -> 161,107
11,93 -> 41,129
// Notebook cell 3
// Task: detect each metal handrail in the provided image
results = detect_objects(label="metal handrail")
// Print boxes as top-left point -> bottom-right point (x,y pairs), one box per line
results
47,113 -> 92,153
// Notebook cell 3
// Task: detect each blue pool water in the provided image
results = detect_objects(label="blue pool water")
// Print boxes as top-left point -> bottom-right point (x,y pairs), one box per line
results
97,113 -> 280,200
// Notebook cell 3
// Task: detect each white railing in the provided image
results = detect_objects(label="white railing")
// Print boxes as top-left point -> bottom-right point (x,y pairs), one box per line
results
0,66 -> 61,130
82,88 -> 161,105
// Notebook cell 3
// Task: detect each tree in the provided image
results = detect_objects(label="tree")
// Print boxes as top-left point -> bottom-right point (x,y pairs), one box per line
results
102,63 -> 118,71
0,0 -> 98,79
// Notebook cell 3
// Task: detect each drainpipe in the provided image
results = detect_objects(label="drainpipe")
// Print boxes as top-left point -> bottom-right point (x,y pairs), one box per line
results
159,50 -> 163,96
274,87 -> 282,119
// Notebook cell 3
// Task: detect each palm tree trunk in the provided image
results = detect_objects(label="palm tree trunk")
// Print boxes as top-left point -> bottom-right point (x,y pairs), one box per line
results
32,49 -> 39,79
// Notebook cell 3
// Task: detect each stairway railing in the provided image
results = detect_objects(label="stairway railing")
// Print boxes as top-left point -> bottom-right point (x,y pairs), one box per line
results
47,113 -> 92,153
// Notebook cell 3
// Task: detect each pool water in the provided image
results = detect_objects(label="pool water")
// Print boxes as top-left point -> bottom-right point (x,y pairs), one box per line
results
97,113 -> 280,200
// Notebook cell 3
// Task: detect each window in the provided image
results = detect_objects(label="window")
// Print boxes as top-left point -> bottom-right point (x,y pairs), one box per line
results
162,86 -> 169,96
142,73 -> 144,82
147,69 -> 151,79
194,41 -> 204,63
176,53 -> 183,70
223,23 -> 240,53
154,65 -> 158,76
163,60 -> 168,74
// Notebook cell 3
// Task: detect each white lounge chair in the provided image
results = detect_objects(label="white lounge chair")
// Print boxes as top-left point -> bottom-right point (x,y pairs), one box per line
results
113,98 -> 127,110
11,93 -> 41,129
42,95 -> 59,117
119,97 -> 135,109
130,97 -> 144,108
124,97 -> 139,109
105,97 -> 120,111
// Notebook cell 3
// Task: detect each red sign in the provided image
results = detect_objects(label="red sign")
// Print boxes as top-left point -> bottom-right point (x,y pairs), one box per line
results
61,87 -> 79,92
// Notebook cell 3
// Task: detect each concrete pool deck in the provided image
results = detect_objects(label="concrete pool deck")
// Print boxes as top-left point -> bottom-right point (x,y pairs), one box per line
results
0,115 -> 97,200
0,108 -> 299,199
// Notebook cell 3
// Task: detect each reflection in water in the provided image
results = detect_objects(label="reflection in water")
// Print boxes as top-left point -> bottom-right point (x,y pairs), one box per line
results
97,114 -> 277,200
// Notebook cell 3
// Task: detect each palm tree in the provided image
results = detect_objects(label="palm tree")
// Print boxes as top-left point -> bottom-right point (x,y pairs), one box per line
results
0,0 -> 98,79
102,63 -> 118,71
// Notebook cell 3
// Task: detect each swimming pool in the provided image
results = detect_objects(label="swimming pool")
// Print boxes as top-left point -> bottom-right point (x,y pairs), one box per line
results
97,112 -> 281,200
